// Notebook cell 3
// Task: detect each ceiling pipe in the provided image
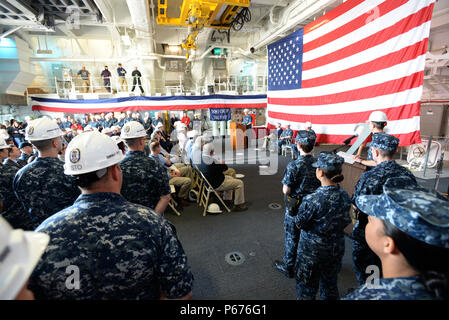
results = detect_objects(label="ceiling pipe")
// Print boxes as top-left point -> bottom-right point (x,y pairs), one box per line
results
427,51 -> 449,60
249,0 -> 336,51
188,45 -> 240,62
29,52 -> 186,63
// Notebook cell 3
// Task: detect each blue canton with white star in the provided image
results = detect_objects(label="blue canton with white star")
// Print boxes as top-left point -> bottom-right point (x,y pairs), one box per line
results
268,28 -> 303,91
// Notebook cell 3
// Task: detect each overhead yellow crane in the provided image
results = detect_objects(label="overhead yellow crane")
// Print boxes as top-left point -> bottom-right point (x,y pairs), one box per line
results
157,0 -> 250,54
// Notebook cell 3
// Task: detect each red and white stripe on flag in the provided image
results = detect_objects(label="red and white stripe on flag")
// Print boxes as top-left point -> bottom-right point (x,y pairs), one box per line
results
267,0 -> 435,146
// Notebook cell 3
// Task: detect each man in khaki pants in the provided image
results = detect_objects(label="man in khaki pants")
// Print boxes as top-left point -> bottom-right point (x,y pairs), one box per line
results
198,143 -> 247,212
75,66 -> 90,93
117,63 -> 128,92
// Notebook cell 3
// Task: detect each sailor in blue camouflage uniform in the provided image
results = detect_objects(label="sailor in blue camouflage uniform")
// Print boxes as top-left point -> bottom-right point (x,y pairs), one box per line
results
120,121 -> 171,214
274,130 -> 320,278
351,132 -> 418,286
28,131 -> 194,300
16,142 -> 34,167
292,123 -> 316,159
344,187 -> 449,300
294,152 -> 352,300
13,117 -> 80,229
115,113 -> 126,128
124,111 -> 134,123
0,137 -> 33,230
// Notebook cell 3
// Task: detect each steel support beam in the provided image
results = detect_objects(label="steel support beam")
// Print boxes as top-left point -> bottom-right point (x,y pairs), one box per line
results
0,26 -> 24,39
6,0 -> 38,20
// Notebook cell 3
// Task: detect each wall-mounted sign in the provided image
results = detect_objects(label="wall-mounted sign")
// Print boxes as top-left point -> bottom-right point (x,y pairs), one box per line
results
210,108 -> 231,121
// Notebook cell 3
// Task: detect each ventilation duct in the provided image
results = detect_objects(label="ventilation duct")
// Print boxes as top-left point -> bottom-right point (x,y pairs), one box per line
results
0,37 -> 36,96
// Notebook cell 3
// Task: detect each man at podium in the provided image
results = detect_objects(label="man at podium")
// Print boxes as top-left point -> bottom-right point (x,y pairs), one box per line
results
242,109 -> 253,129
353,111 -> 388,168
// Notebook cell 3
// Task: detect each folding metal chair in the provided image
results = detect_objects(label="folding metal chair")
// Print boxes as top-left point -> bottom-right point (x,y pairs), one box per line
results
281,138 -> 294,158
194,165 -> 231,216
190,165 -> 203,204
168,184 -> 181,216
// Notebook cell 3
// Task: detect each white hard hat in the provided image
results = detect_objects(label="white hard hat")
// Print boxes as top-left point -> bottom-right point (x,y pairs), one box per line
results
156,122 -> 164,128
368,111 -> 388,122
0,137 -> 13,150
0,129 -> 9,140
111,135 -> 124,144
203,142 -> 214,155
203,132 -> 214,143
84,125 -> 93,131
0,216 -> 49,300
120,121 -> 146,139
305,121 -> 312,128
174,121 -> 182,128
64,131 -> 125,175
244,109 -> 249,113
25,117 -> 64,141
187,130 -> 198,138
207,203 -> 222,213
102,128 -> 112,134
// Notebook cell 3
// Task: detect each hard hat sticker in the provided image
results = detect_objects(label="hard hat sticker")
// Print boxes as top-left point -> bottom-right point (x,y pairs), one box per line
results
70,148 -> 81,163
28,127 -> 34,135
125,126 -> 130,133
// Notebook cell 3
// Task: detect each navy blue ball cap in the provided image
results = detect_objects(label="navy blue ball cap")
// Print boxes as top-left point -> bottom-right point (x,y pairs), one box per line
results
312,151 -> 344,171
19,142 -> 33,149
367,132 -> 399,152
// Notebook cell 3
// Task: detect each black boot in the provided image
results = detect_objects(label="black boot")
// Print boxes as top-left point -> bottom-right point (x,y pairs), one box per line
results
273,260 -> 294,278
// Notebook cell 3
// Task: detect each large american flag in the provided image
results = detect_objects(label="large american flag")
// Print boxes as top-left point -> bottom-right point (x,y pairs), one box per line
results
267,0 -> 435,146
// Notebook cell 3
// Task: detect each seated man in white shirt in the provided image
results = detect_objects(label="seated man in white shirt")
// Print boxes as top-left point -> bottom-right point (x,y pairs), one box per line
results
149,140 -> 192,207
198,143 -> 247,212
262,122 -> 282,151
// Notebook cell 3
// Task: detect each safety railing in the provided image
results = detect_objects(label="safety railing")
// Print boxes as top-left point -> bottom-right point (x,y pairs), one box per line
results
25,74 -> 268,98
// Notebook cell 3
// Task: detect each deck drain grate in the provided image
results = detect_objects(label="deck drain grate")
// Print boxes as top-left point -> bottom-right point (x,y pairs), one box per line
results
225,252 -> 245,266
268,202 -> 282,210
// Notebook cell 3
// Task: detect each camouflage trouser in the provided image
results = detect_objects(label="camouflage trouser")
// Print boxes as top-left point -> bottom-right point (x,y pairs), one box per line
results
282,213 -> 300,271
292,144 -> 299,158
352,238 -> 382,286
295,238 -> 344,300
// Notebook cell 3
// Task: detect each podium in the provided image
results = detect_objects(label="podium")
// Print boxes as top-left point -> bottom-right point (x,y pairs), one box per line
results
230,121 -> 247,150
341,162 -> 366,196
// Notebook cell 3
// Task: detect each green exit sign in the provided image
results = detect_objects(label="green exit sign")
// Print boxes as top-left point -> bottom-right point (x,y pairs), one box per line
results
213,48 -> 227,55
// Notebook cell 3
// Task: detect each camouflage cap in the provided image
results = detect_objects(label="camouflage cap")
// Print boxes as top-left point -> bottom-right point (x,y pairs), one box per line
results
312,152 -> 344,171
367,132 -> 399,151
295,130 -> 316,145
356,186 -> 449,249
